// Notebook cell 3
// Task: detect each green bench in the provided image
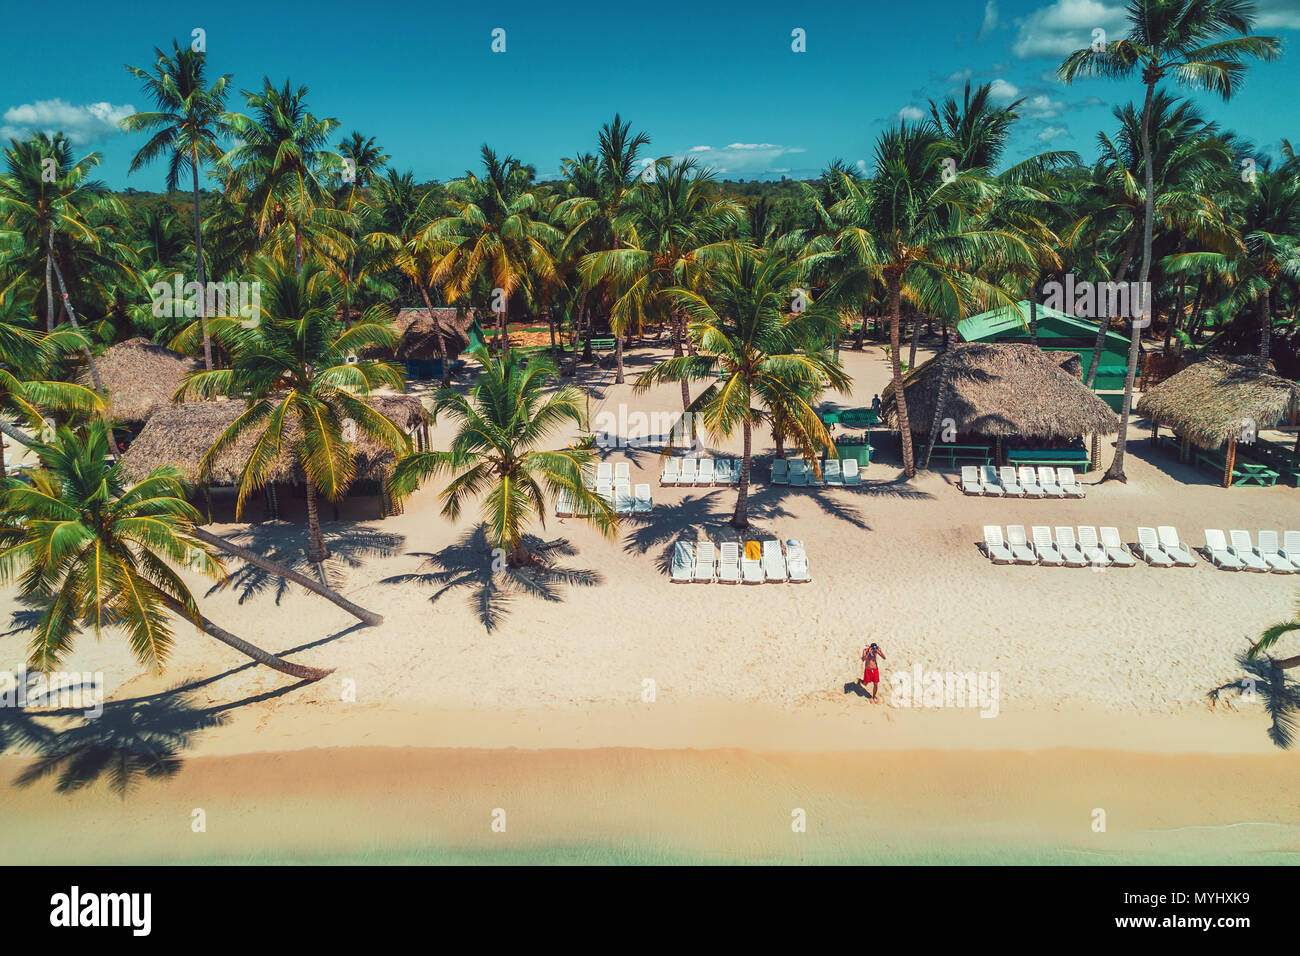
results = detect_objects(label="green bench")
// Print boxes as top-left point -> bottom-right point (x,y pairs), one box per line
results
1006,448 -> 1091,469
1194,448 -> 1279,486
590,337 -> 616,352
928,443 -> 992,467
1248,439 -> 1300,486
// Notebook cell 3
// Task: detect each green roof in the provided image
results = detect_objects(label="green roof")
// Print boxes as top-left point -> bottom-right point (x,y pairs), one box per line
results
957,301 -> 1128,346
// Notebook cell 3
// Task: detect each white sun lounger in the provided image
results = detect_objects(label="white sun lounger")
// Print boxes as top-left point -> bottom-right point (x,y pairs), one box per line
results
1099,527 -> 1137,567
718,542 -> 741,584
1229,530 -> 1269,572
614,485 -> 635,515
1031,526 -> 1064,565
741,545 -> 764,584
805,460 -> 824,487
670,541 -> 694,582
1005,525 -> 1038,565
713,458 -> 732,485
998,466 -> 1025,497
1280,531 -> 1300,571
555,491 -> 575,517
582,462 -> 597,488
788,460 -> 808,487
1037,466 -> 1064,498
613,461 -> 630,482
761,539 -> 787,582
960,465 -> 983,496
660,457 -> 680,486
1135,527 -> 1174,567
843,459 -> 862,486
1057,468 -> 1085,498
632,483 -> 652,513
980,465 -> 1004,496
1204,529 -> 1243,570
679,458 -> 699,485
596,461 -> 613,483
698,458 -> 716,486
1256,530 -> 1295,573
983,526 -> 1014,565
1055,526 -> 1088,567
771,459 -> 788,485
785,542 -> 811,583
1017,466 -> 1044,498
692,541 -> 716,582
726,459 -> 742,484
1076,526 -> 1108,568
1157,526 -> 1197,567
824,459 -> 844,487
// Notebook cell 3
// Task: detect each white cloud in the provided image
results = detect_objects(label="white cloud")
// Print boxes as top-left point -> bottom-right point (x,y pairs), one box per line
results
677,142 -> 806,174
988,79 -> 1021,102
1,99 -> 134,146
1020,93 -> 1067,118
1037,125 -> 1070,142
945,67 -> 975,83
1255,0 -> 1300,30
978,0 -> 1000,42
896,105 -> 926,122
1012,0 -> 1128,59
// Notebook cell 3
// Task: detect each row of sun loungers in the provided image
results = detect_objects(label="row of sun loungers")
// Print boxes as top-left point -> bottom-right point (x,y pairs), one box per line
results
983,525 -> 1300,572
660,457 -> 742,486
671,538 -> 811,584
962,465 -> 1084,498
771,458 -> 862,487
556,482 -> 653,516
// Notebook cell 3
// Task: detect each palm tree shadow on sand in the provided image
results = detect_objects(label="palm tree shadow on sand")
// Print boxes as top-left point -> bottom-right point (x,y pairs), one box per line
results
381,524 -> 602,632
204,522 -> 406,605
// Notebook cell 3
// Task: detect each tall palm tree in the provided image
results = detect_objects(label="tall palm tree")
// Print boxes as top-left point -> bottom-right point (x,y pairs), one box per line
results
123,41 -> 232,369
174,256 -> 410,564
334,132 -> 389,326
387,348 -> 616,566
0,421 -> 328,680
1060,0 -> 1280,481
637,242 -> 849,528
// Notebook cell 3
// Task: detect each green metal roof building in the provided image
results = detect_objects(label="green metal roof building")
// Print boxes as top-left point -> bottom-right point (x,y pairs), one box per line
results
957,301 -> 1132,409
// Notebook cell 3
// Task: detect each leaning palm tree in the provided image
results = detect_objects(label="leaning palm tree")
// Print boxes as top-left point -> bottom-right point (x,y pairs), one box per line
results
636,242 -> 850,528
123,41 -> 232,369
174,256 -> 410,564
0,421 -> 328,680
387,348 -> 615,566
1059,0 -> 1280,480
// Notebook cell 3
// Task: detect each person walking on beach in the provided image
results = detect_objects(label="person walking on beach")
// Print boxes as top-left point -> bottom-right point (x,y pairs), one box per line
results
860,642 -> 885,701
871,394 -> 882,418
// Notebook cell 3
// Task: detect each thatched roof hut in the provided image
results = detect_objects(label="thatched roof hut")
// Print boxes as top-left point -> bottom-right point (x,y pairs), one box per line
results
369,308 -> 477,362
78,338 -> 200,427
880,343 -> 1119,441
1136,355 -> 1300,450
116,394 -> 429,487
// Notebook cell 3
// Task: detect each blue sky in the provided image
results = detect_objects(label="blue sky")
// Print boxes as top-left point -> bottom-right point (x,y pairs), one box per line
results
3,0 -> 1298,188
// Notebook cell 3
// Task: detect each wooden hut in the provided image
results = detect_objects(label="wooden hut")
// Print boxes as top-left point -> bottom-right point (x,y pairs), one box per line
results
880,343 -> 1120,470
371,308 -> 482,378
1136,355 -> 1300,487
77,337 -> 200,430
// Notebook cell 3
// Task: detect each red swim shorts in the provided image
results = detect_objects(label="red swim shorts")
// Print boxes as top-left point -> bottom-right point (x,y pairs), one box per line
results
863,667 -> 880,684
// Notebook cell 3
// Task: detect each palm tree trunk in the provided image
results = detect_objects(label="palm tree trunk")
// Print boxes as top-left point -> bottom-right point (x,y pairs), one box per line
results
191,157 -> 213,371
44,244 -> 54,333
1165,270 -> 1186,351
304,477 -> 331,562
1188,278 -> 1206,344
1103,316 -> 1142,483
671,312 -> 690,411
158,593 -> 331,681
731,419 -> 752,530
889,275 -> 915,477
921,350 -> 954,471
1085,236 -> 1137,387
1259,288 -> 1272,361
855,305 -> 868,350
907,314 -> 922,369
615,334 -> 625,384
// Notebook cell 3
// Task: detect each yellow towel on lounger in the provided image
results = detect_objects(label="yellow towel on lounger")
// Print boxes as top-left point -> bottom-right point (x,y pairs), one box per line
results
744,541 -> 761,561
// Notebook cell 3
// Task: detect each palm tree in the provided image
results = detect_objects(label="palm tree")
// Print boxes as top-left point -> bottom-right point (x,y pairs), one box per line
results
0,421 -> 328,680
334,132 -> 389,326
1060,0 -> 1280,481
387,348 -> 615,566
637,242 -> 849,528
123,41 -> 232,369
174,256 -> 410,564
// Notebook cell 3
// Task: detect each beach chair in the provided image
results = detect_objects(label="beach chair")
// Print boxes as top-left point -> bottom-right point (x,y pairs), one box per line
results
1017,466 -> 1044,498
960,465 -> 983,496
613,484 -> 635,515
998,466 -> 1025,497
670,541 -> 694,583
1076,526 -> 1109,568
1030,526 -> 1064,566
1099,527 -> 1138,567
582,462 -> 597,489
554,491 -> 574,517
713,458 -> 731,485
1037,466 -> 1064,498
788,459 -> 809,487
983,526 -> 1014,565
1256,531 -> 1296,574
843,459 -> 862,486
613,461 -> 631,482
632,483 -> 653,514
805,460 -> 824,487
771,459 -> 789,485
786,541 -> 811,583
1057,468 -> 1085,499
1280,531 -> 1300,571
596,461 -> 613,483
692,541 -> 717,583
741,541 -> 764,584
1229,530 -> 1270,573
1203,530 -> 1243,570
718,542 -> 741,584
761,540 -> 787,582
1135,527 -> 1174,567
697,458 -> 716,486
660,457 -> 680,486
1055,526 -> 1088,567
1005,525 -> 1038,565
680,458 -> 699,486
594,478 -> 613,501
1156,526 -> 1197,567
979,465 -> 1004,496
723,459 -> 741,485
824,459 -> 844,487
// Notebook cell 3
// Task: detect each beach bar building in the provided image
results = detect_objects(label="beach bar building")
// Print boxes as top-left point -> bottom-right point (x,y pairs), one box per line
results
1136,355 -> 1300,488
880,343 -> 1120,471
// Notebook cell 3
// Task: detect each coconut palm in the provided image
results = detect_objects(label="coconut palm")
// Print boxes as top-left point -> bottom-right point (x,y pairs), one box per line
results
123,41 -> 232,369
0,420 -> 328,680
636,242 -> 849,528
387,347 -> 615,566
173,256 -> 410,563
1060,0 -> 1280,480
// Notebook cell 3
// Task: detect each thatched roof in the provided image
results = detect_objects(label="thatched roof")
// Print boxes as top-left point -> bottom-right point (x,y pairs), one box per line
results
365,308 -> 477,362
1136,355 -> 1300,450
880,343 -> 1119,440
116,394 -> 428,486
78,338 -> 200,427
